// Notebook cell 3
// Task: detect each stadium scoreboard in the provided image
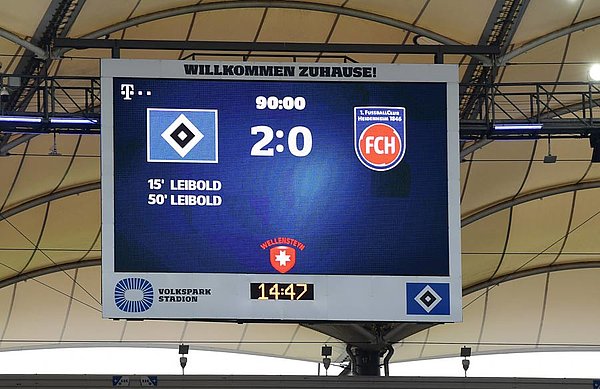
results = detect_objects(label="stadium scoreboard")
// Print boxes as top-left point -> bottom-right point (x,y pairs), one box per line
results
101,59 -> 461,322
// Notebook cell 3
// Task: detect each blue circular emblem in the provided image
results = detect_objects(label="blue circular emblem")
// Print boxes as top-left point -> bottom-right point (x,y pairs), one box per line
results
114,278 -> 154,313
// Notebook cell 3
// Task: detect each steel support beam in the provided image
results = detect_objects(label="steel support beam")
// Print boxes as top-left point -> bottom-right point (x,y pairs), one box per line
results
463,261 -> 600,296
461,180 -> 600,227
461,0 -> 530,120
80,1 -> 451,42
499,15 -> 600,65
55,38 -> 498,57
0,27 -> 47,59
8,0 -> 86,112
60,1 -> 491,62
460,139 -> 494,160
538,97 -> 600,120
460,1 -> 509,116
460,119 -> 600,140
0,259 -> 100,289
0,134 -> 37,156
0,182 -> 100,221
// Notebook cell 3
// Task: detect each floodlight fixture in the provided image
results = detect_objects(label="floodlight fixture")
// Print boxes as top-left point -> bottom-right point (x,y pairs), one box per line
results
321,345 -> 332,376
589,63 -> 600,82
0,115 -> 42,123
494,123 -> 543,131
460,346 -> 471,358
462,358 -> 470,376
0,115 -> 98,126
49,117 -> 98,125
179,356 -> 188,373
460,346 -> 471,377
179,344 -> 189,375
543,136 -> 557,164
179,344 -> 189,355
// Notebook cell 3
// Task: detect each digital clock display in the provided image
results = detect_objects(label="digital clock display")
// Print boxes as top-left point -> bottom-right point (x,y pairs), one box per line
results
250,283 -> 314,300
101,59 -> 461,322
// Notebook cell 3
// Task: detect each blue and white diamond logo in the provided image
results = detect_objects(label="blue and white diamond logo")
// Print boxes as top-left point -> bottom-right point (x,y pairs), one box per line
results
414,285 -> 441,313
161,114 -> 204,158
147,108 -> 218,163
407,282 -> 450,315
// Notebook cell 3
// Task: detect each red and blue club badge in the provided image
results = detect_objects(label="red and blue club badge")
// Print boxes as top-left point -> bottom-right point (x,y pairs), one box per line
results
354,107 -> 406,171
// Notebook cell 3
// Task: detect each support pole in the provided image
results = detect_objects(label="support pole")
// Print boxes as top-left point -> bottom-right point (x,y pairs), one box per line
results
111,43 -> 121,59
353,348 -> 381,376
383,345 -> 395,376
346,343 -> 388,376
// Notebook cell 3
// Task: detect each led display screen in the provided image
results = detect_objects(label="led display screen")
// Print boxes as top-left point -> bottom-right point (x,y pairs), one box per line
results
101,59 -> 461,322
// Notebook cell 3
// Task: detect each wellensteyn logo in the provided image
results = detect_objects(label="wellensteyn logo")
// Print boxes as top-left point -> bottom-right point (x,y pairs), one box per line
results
158,288 -> 212,303
114,278 -> 154,313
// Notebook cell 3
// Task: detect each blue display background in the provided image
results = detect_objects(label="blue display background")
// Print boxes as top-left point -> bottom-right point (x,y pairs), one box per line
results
112,78 -> 449,275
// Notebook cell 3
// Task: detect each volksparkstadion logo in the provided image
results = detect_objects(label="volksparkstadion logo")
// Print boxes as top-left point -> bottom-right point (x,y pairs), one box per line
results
114,277 -> 154,313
